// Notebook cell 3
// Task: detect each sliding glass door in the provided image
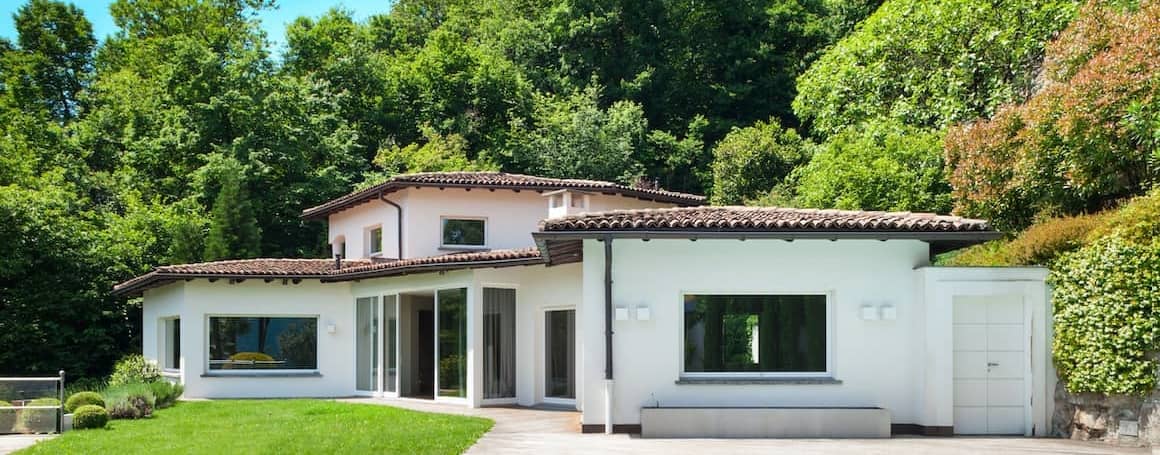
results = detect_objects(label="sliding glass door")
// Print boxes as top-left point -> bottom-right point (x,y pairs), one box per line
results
355,297 -> 380,392
483,288 -> 516,399
385,295 -> 398,394
437,288 -> 468,398
545,309 -> 575,400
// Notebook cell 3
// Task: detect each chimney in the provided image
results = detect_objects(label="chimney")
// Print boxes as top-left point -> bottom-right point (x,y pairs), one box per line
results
334,253 -> 342,270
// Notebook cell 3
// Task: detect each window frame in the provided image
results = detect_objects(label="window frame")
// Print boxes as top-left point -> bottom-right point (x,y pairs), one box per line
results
367,225 -> 383,256
162,317 -> 181,372
204,313 -> 321,375
678,291 -> 835,379
439,216 -> 488,250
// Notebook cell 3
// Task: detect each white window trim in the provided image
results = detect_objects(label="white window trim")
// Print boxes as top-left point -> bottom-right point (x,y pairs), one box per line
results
366,225 -> 384,257
439,216 -> 488,250
204,313 -> 321,376
677,291 -> 835,379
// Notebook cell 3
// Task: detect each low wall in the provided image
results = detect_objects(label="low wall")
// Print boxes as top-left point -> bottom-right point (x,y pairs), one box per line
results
1053,382 -> 1160,446
640,407 -> 891,438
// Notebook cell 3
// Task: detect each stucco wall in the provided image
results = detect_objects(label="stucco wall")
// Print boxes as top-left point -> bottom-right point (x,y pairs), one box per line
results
326,187 -> 680,260
142,283 -> 184,379
153,280 -> 355,398
578,238 -> 933,427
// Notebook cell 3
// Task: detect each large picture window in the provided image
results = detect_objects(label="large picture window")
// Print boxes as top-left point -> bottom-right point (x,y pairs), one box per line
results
209,316 -> 318,370
441,218 -> 485,248
683,294 -> 827,375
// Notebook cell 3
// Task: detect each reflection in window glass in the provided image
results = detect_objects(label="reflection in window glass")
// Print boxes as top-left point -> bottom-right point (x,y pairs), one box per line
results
209,317 -> 318,370
438,288 -> 468,397
441,219 -> 485,247
684,295 -> 826,373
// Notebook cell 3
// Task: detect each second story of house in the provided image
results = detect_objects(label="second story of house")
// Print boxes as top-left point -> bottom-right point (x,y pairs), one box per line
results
300,172 -> 707,260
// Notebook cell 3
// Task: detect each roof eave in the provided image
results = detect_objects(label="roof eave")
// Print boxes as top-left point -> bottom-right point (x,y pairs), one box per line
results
323,256 -> 546,282
532,229 -> 1003,242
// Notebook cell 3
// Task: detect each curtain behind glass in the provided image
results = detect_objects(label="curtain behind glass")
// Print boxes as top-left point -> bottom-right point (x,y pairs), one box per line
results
483,288 -> 516,399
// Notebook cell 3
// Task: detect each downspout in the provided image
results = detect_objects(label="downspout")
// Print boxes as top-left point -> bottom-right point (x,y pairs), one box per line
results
603,235 -> 614,434
379,191 -> 404,259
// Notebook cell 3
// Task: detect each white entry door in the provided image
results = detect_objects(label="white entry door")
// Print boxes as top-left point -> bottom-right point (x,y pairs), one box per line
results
953,294 -> 1027,435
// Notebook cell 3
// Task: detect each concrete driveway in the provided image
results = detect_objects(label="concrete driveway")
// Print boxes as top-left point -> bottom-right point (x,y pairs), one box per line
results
339,398 -> 1147,454
0,435 -> 53,454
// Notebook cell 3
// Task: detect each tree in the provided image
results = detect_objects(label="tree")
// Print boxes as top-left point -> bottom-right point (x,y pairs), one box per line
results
794,0 -> 1078,137
945,1 -> 1160,230
3,0 -> 96,121
710,118 -> 811,205
790,120 -> 951,213
204,157 -> 261,261
373,124 -> 496,175
507,85 -> 648,184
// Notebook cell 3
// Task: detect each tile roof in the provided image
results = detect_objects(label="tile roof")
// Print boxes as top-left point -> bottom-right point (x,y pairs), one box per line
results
112,249 -> 543,296
301,172 -> 706,219
539,206 -> 996,233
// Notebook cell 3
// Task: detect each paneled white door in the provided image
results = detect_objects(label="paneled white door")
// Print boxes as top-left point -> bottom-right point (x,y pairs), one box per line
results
953,294 -> 1027,435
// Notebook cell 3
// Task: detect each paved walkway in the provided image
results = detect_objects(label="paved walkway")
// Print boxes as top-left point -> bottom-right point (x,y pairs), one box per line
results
339,398 -> 1148,454
0,435 -> 53,454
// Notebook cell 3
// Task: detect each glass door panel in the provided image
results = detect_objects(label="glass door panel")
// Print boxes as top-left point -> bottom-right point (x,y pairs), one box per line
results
385,295 -> 398,394
483,288 -> 516,399
545,309 -> 575,399
437,288 -> 468,398
355,296 -> 380,392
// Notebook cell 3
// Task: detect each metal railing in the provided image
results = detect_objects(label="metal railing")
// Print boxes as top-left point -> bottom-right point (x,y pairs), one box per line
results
0,370 -> 65,434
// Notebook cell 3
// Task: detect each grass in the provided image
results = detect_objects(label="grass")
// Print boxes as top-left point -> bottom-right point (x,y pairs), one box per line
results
18,400 -> 493,454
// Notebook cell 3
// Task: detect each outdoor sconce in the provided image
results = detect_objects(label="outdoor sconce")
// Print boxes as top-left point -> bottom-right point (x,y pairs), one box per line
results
860,304 -> 879,321
615,306 -> 630,321
326,323 -> 337,334
880,304 -> 897,320
635,305 -> 651,321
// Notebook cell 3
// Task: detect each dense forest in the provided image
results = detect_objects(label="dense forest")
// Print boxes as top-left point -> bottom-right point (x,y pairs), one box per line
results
0,0 -> 1157,392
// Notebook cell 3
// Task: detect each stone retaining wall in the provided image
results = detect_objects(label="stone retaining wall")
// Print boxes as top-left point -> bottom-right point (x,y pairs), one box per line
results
1053,382 -> 1160,446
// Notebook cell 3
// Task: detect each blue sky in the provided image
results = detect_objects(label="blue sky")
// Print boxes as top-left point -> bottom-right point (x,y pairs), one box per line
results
0,0 -> 394,54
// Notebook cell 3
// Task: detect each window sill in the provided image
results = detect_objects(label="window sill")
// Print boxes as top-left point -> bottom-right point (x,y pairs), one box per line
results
161,370 -> 180,378
201,371 -> 322,378
675,376 -> 841,385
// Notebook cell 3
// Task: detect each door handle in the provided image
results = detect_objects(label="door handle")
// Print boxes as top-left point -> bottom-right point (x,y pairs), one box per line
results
987,362 -> 999,367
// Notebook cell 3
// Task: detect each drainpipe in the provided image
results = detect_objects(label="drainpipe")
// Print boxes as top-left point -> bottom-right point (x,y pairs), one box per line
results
603,235 -> 614,435
378,191 -> 404,259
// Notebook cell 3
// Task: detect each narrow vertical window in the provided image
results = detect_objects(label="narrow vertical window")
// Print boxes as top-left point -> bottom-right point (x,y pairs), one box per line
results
369,227 -> 383,255
166,318 -> 181,370
483,288 -> 516,399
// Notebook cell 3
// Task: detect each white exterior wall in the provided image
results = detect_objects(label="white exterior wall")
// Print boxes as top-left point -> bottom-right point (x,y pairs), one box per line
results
142,283 -> 185,381
145,280 -> 356,398
473,263 -> 584,408
916,266 -> 1051,436
326,188 -> 679,260
578,238 -> 933,427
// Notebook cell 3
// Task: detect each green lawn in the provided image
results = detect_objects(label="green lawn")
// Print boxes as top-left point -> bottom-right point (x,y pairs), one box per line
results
19,400 -> 493,454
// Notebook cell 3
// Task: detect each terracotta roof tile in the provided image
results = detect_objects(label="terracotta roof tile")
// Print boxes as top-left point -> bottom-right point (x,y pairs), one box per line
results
539,206 -> 995,233
301,172 -> 706,219
112,249 -> 543,296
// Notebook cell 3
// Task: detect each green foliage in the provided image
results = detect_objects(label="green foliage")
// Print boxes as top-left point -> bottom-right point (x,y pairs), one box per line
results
148,382 -> 182,409
0,401 -> 15,433
710,118 -> 812,205
107,355 -> 161,387
789,120 -> 951,212
102,383 -> 156,420
938,212 -> 1108,266
946,1 -> 1160,230
373,125 -> 497,175
18,398 -> 60,433
795,0 -> 1078,137
1051,234 -> 1160,395
203,157 -> 261,261
65,392 -> 105,414
72,405 -> 109,430
507,86 -> 648,184
3,0 -> 96,121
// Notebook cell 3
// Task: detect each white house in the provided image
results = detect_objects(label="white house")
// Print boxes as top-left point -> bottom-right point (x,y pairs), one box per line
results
115,171 -> 1053,438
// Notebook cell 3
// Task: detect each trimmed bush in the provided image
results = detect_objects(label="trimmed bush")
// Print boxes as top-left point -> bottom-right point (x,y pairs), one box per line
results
1051,235 -> 1160,395
65,392 -> 105,414
17,398 -> 60,433
940,212 -> 1108,266
226,352 -> 275,369
107,354 -> 161,386
0,401 -> 15,433
149,381 -> 183,409
103,383 -> 155,420
71,405 -> 109,430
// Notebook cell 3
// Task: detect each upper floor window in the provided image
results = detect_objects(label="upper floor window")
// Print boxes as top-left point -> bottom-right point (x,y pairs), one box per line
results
368,226 -> 383,255
441,217 -> 486,249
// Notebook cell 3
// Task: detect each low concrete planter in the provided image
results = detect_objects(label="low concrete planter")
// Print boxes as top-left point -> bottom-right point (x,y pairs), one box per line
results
640,406 -> 891,438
